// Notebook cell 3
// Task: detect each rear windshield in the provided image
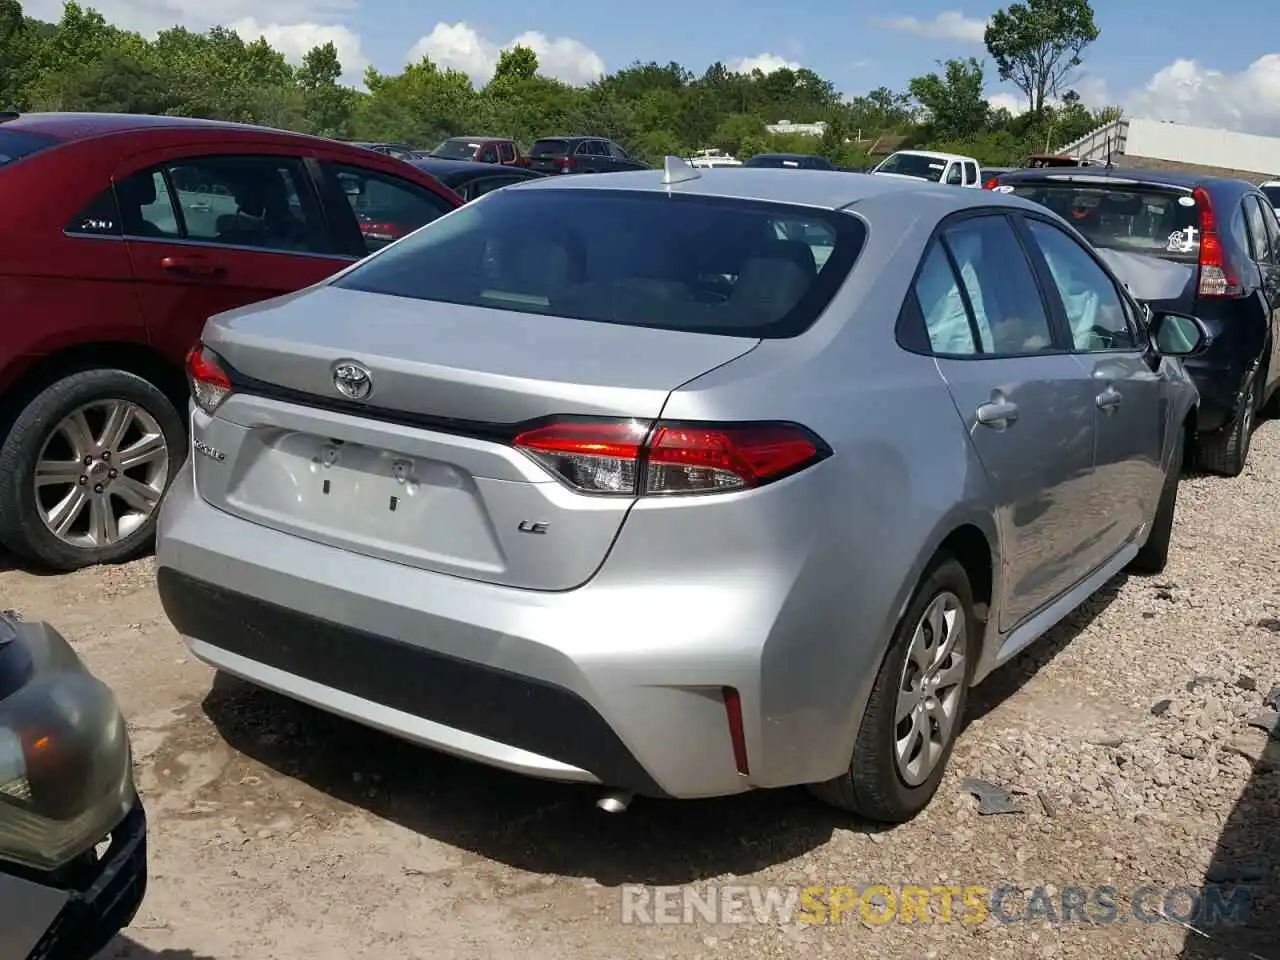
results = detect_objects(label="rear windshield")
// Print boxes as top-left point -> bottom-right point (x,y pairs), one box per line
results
333,188 -> 865,338
432,139 -> 480,160
0,130 -> 58,168
530,139 -> 569,158
1262,185 -> 1280,207
746,155 -> 803,169
1005,181 -> 1201,261
875,153 -> 947,182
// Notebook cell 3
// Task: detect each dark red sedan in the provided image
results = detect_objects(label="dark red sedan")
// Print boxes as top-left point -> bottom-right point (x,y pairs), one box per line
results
0,112 -> 462,571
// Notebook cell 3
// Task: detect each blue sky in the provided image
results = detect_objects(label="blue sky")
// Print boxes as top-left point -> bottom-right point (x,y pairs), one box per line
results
23,0 -> 1280,134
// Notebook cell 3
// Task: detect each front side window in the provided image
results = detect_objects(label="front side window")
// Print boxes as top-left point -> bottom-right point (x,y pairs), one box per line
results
164,156 -> 326,254
936,215 -> 1057,355
1025,218 -> 1138,352
479,144 -> 498,163
963,161 -> 978,185
946,164 -> 963,186
499,142 -> 516,163
330,163 -> 455,253
332,189 -> 866,338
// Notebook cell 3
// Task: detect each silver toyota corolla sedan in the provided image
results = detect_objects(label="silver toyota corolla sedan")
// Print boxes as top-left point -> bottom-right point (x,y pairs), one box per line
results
155,159 -> 1209,822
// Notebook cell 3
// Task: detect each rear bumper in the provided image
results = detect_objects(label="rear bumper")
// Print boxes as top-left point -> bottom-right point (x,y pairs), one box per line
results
155,460 -> 870,799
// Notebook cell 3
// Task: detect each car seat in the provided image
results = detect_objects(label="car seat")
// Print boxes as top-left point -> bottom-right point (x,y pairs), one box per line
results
115,175 -> 168,238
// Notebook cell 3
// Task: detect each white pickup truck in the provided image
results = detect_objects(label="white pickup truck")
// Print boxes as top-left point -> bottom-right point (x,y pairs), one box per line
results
870,150 -> 983,188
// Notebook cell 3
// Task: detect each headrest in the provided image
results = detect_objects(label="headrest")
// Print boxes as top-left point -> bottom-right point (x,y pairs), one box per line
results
116,174 -> 156,206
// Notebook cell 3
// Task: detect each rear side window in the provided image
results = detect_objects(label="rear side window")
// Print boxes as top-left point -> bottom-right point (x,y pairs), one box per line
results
530,139 -> 569,158
1004,181 -> 1200,262
499,142 -> 516,163
0,130 -> 57,168
333,188 -> 866,338
1243,196 -> 1272,262
964,161 -> 978,184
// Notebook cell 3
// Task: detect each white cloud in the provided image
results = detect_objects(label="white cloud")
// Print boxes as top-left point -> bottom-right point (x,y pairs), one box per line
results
1124,55 -> 1280,136
874,10 -> 988,43
986,76 -> 1112,116
729,53 -> 800,75
405,22 -> 605,86
231,18 -> 368,81
987,92 -> 1027,115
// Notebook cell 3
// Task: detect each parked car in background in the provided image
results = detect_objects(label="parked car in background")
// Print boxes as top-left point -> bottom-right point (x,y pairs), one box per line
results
0,112 -> 462,571
407,157 -> 544,202
980,166 -> 1016,186
346,141 -> 418,161
990,166 -> 1280,476
526,136 -> 647,175
158,162 -> 1207,825
426,136 -> 526,167
743,152 -> 834,170
0,610 -> 146,960
1262,180 -> 1280,215
872,150 -> 982,187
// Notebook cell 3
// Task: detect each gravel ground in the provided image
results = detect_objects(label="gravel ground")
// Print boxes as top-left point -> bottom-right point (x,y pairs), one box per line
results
2,422 -> 1278,960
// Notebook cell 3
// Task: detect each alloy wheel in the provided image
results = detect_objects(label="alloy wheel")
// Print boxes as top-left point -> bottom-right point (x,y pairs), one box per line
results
33,400 -> 170,548
894,591 -> 968,787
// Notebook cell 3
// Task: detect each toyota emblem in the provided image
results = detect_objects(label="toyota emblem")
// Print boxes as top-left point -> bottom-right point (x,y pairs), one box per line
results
332,360 -> 373,400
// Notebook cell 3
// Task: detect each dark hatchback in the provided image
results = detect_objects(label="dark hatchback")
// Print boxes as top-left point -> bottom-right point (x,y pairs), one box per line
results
743,153 -> 835,171
989,167 -> 1280,476
526,137 -> 647,175
407,157 -> 543,202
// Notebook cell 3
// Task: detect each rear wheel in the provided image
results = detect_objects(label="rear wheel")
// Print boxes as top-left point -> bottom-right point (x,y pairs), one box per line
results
0,369 -> 185,571
1194,372 -> 1258,477
809,555 -> 976,822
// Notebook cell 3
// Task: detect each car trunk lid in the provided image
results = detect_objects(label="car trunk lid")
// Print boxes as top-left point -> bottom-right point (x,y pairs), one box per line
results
194,286 -> 760,590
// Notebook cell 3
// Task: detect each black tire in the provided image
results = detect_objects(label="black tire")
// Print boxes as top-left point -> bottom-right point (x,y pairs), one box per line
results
1127,427 -> 1185,576
0,369 -> 186,571
809,554 -> 978,822
1194,373 -> 1257,477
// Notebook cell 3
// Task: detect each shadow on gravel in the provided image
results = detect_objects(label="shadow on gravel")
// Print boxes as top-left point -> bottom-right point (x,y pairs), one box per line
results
965,574 -> 1126,728
200,576 -> 1126,887
96,939 -> 217,960
1179,726 -> 1279,958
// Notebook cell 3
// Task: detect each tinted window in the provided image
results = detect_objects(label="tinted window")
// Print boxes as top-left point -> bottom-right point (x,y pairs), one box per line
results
1005,182 -> 1200,262
1260,199 -> 1280,262
433,139 -> 480,160
333,189 -> 865,338
915,243 -> 979,355
745,155 -> 805,169
1244,196 -> 1272,262
66,187 -> 122,236
875,153 -> 947,182
499,142 -> 516,162
530,139 -> 569,158
939,216 -> 1056,355
1261,185 -> 1280,207
1026,219 -> 1138,352
164,157 -> 326,254
470,176 -> 524,200
114,169 -> 180,238
331,163 -> 455,253
607,142 -> 629,159
964,161 -> 978,185
0,130 -> 57,168
479,144 -> 498,163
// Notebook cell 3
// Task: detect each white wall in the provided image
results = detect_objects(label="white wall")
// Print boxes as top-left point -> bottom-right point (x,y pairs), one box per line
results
1126,118 -> 1280,176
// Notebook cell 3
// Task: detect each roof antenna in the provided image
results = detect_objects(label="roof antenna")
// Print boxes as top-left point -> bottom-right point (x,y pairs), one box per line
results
662,155 -> 701,186
1105,134 -> 1113,169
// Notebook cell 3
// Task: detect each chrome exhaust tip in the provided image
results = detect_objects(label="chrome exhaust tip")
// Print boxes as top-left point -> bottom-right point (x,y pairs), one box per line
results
596,790 -> 633,814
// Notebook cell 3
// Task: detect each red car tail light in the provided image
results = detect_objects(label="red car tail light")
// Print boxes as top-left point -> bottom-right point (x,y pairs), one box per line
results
1193,186 -> 1242,298
557,156 -> 576,174
982,177 -> 1000,190
511,418 -> 831,496
185,344 -> 233,415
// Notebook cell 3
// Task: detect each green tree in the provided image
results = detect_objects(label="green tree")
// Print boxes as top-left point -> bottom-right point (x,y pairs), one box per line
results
984,0 -> 1100,116
297,41 -> 354,137
908,58 -> 989,140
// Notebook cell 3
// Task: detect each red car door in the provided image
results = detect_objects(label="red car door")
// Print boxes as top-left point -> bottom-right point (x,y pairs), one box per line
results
113,144 -> 355,364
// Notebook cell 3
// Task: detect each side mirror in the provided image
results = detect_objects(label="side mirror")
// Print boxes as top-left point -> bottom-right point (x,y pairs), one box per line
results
1148,310 -> 1211,359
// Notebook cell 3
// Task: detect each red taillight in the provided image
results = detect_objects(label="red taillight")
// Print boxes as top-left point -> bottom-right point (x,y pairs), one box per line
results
722,687 -> 749,776
511,418 -> 830,496
982,178 -> 999,190
557,156 -> 576,174
185,343 -> 233,415
1193,186 -> 1242,298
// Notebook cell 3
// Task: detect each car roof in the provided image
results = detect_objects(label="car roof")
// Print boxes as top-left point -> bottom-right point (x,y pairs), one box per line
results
2,111 -> 337,146
410,157 -> 534,180
995,164 -> 1249,192
750,153 -> 815,160
442,135 -> 509,142
507,165 -> 1037,215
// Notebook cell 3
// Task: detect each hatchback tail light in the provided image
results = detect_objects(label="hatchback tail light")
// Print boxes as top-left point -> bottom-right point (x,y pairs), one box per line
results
185,344 -> 233,415
511,417 -> 831,496
557,156 -> 576,174
1193,186 -> 1242,298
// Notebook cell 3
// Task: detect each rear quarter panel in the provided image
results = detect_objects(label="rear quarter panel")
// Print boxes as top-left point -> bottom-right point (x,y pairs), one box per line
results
649,195 -> 1000,784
